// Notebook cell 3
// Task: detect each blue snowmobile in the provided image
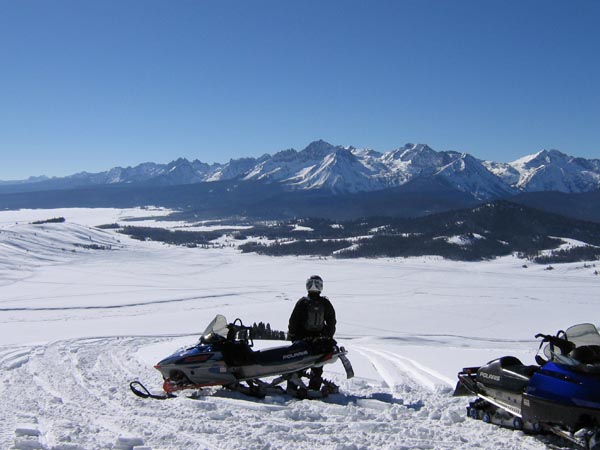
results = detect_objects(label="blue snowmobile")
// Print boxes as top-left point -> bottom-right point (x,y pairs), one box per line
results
454,323 -> 600,449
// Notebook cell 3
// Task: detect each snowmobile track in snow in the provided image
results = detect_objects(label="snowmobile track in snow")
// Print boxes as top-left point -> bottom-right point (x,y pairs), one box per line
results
0,336 -> 554,450
353,345 -> 454,394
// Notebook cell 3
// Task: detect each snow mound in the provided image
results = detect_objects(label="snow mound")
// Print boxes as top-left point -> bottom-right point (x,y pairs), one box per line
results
0,220 -> 123,281
114,436 -> 146,450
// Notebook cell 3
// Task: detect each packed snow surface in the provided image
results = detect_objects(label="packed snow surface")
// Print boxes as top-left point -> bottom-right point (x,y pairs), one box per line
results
1,208 -> 599,449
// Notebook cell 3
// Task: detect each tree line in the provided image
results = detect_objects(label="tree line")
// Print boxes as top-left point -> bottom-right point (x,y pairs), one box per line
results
251,322 -> 287,340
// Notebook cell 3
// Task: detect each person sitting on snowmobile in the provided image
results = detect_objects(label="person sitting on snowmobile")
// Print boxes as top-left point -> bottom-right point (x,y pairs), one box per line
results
287,275 -> 337,391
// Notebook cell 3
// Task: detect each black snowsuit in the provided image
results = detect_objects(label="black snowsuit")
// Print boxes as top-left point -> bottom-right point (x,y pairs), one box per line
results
287,292 -> 336,342
287,292 -> 337,390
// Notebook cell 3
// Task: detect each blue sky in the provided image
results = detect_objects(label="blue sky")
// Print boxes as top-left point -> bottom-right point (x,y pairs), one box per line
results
1,0 -> 599,180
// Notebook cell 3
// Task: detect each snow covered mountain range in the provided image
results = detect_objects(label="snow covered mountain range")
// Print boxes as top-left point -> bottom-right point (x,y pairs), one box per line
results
3,140 -> 600,200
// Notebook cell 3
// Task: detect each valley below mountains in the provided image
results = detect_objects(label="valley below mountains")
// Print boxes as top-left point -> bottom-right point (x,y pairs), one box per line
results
115,201 -> 600,264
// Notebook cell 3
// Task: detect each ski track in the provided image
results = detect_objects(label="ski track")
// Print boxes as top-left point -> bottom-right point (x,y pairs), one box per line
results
353,346 -> 454,393
0,292 -> 248,312
0,337 -> 555,450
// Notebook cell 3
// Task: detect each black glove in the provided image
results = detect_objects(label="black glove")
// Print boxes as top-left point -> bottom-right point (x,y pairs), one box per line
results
309,336 -> 336,353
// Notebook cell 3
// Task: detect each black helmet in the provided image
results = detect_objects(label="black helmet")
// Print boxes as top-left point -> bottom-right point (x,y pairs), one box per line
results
306,275 -> 323,293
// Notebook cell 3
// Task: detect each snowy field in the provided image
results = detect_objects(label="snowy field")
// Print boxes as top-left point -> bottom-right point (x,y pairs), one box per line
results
1,208 -> 599,450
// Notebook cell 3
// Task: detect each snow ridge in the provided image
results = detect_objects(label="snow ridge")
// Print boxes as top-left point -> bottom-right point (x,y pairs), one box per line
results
0,221 -> 123,283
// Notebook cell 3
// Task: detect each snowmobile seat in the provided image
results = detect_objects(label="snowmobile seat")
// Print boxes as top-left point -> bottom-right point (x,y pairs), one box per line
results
478,356 -> 537,392
499,356 -> 538,379
253,346 -> 289,366
504,364 -> 538,379
569,345 -> 600,365
218,318 -> 257,365
254,341 -> 312,366
221,341 -> 256,366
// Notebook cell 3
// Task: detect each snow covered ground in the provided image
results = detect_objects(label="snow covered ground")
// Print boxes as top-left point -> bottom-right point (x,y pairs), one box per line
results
1,208 -> 599,450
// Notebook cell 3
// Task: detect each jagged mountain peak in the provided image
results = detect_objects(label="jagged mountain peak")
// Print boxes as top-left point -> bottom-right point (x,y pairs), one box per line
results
351,147 -> 381,158
301,139 -> 337,155
381,144 -> 461,186
401,143 -> 435,155
284,144 -> 376,193
384,143 -> 434,161
271,148 -> 298,161
512,148 -> 571,169
507,149 -> 600,193
169,156 -> 190,164
435,153 -> 517,200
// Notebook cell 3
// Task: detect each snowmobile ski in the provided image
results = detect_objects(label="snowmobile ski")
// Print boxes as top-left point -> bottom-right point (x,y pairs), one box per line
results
339,352 -> 354,379
129,381 -> 176,400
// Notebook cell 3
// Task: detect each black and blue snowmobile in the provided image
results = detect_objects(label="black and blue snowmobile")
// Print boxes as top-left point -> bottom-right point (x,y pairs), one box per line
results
131,314 -> 353,400
454,323 -> 600,449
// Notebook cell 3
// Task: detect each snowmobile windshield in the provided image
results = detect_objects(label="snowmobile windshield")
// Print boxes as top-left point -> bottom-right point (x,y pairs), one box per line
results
200,315 -> 229,343
565,323 -> 600,347
543,323 -> 600,364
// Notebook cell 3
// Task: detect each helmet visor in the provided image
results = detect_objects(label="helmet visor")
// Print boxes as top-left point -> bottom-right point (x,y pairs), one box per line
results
306,277 -> 323,292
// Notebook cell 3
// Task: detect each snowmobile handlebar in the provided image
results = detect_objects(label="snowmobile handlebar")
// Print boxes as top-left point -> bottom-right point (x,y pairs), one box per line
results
535,333 -> 575,355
